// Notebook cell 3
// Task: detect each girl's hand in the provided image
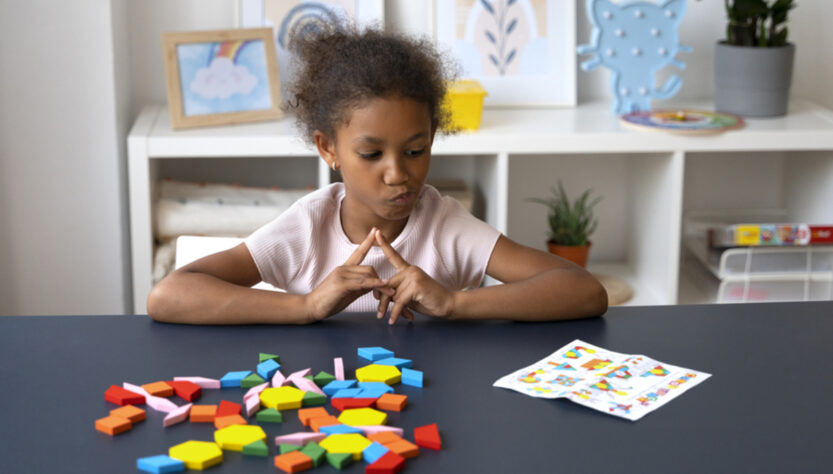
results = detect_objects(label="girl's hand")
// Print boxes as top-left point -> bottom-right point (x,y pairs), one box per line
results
374,229 -> 455,324
305,228 -> 394,322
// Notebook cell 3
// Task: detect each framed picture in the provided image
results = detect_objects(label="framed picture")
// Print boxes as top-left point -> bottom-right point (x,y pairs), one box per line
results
434,0 -> 577,107
239,0 -> 385,103
162,28 -> 282,129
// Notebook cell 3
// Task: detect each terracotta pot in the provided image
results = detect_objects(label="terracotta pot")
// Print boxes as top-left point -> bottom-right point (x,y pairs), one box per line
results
547,241 -> 591,268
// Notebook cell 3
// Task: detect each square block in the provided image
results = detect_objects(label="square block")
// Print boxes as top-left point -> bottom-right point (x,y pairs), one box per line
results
375,393 -> 407,412
95,415 -> 131,436
142,381 -> 174,397
274,451 -> 313,473
189,405 -> 217,423
110,405 -> 146,423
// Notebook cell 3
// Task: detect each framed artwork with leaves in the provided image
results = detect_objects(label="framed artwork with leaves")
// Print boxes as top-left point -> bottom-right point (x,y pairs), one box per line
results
434,0 -> 576,107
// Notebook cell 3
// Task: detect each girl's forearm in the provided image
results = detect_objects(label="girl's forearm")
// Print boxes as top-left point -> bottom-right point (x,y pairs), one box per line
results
449,269 -> 608,321
147,272 -> 311,325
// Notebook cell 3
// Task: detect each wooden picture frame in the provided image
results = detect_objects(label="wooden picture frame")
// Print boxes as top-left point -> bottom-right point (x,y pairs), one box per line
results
162,28 -> 282,129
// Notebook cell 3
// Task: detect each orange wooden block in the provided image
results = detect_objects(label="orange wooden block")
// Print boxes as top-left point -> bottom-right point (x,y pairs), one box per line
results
141,381 -> 174,397
375,393 -> 407,412
298,407 -> 329,427
214,414 -> 248,429
309,415 -> 340,432
189,405 -> 217,423
274,450 -> 313,473
95,415 -> 132,436
110,405 -> 146,423
386,439 -> 419,459
367,431 -> 402,445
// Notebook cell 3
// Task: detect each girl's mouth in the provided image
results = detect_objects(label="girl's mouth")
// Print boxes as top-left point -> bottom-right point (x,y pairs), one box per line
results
390,192 -> 414,206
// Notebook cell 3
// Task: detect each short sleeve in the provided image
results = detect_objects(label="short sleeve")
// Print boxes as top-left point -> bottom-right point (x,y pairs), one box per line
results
244,201 -> 311,290
435,197 -> 502,289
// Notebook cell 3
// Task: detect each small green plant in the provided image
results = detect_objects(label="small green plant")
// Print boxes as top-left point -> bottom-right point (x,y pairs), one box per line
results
528,182 -> 601,247
724,0 -> 796,47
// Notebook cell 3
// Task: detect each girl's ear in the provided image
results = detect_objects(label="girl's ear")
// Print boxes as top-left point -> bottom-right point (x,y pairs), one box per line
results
313,130 -> 337,168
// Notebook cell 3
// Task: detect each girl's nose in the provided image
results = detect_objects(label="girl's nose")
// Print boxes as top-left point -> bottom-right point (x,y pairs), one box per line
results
383,156 -> 408,185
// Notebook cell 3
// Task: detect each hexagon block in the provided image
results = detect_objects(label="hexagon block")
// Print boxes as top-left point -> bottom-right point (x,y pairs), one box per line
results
319,433 -> 372,461
355,365 -> 401,385
337,408 -> 387,427
168,440 -> 222,470
214,424 -> 267,452
260,386 -> 305,410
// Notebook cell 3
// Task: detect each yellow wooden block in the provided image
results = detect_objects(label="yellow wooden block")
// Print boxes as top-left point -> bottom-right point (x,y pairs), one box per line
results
355,364 -> 401,385
337,407 -> 387,427
214,424 -> 267,452
319,433 -> 372,461
260,386 -> 305,410
169,440 -> 223,470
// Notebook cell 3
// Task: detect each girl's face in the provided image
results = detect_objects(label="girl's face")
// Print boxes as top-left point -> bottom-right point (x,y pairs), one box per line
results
318,95 -> 434,229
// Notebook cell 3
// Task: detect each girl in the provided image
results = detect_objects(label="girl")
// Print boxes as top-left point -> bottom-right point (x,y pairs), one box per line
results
147,26 -> 608,324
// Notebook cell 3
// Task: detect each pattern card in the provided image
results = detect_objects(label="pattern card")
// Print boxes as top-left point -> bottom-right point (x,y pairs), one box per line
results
493,340 -> 710,421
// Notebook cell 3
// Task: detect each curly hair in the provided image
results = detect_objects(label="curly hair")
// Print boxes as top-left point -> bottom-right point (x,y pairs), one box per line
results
285,23 -> 456,144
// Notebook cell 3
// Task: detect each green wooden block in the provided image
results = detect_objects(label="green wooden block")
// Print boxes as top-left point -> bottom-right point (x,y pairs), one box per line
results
302,391 -> 327,406
242,439 -> 269,457
279,443 -> 301,454
258,353 -> 280,364
300,442 -> 326,467
326,452 -> 353,470
313,371 -> 336,388
304,375 -> 314,381
255,407 -> 282,423
241,373 -> 266,388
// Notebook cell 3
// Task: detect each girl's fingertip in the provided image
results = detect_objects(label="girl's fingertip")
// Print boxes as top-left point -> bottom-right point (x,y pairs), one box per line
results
388,318 -> 395,325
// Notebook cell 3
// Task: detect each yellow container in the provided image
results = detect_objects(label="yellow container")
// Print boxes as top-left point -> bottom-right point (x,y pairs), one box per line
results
443,80 -> 487,131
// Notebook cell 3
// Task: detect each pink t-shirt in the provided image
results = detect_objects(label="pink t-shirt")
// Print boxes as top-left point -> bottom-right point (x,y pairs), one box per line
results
245,183 -> 501,312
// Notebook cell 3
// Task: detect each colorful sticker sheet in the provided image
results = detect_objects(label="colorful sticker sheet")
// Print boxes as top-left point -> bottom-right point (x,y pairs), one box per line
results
493,340 -> 710,421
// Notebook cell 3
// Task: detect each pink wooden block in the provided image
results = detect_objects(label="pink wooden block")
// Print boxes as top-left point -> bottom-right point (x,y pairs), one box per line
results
275,432 -> 327,446
243,382 -> 270,402
245,394 -> 261,417
271,370 -> 286,387
334,357 -> 344,381
356,425 -> 404,437
288,368 -> 312,379
288,374 -> 325,396
173,376 -> 221,389
122,382 -> 178,413
163,403 -> 192,427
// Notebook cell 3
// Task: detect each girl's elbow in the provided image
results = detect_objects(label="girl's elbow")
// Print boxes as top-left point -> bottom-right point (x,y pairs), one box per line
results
583,278 -> 609,317
146,284 -> 176,323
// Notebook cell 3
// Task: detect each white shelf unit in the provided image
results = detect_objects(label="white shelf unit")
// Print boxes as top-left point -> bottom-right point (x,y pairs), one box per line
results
127,101 -> 833,314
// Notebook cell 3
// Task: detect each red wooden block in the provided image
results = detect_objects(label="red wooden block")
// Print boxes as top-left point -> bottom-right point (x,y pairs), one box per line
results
365,450 -> 405,474
330,397 -> 377,412
104,385 -> 145,406
413,423 -> 441,450
216,400 -> 242,417
166,380 -> 202,402
274,451 -> 313,473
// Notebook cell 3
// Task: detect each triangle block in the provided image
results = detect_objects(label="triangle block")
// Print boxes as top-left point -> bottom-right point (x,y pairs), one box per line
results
242,439 -> 269,457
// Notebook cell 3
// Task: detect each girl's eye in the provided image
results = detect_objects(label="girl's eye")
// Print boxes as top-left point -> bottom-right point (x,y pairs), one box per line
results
358,151 -> 382,160
406,148 -> 426,157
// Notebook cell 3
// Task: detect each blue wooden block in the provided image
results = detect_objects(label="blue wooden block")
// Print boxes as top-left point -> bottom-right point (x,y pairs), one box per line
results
137,455 -> 185,473
374,357 -> 412,369
362,442 -> 389,464
356,386 -> 391,399
220,370 -> 252,388
256,359 -> 280,380
401,368 -> 423,388
357,382 -> 394,393
357,346 -> 394,362
322,379 -> 357,396
320,424 -> 363,435
332,388 -> 364,399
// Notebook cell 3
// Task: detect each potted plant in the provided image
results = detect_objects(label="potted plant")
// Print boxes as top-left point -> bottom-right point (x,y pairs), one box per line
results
528,182 -> 601,268
715,0 -> 796,117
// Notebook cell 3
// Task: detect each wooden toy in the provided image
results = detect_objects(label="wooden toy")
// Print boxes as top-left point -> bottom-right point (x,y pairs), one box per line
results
273,450 -> 313,473
318,433 -> 372,461
366,451 -> 406,474
274,432 -> 327,446
309,415 -> 340,432
302,391 -> 327,406
242,440 -> 269,457
141,381 -> 174,397
165,380 -> 202,402
355,425 -> 404,437
319,424 -> 363,435
322,379 -> 357,396
312,371 -> 336,388
214,424 -> 266,451
362,441 -> 390,464
122,383 -> 179,413
259,386 -> 305,410
367,431 -> 402,445
243,382 -> 270,401
374,357 -> 412,369
279,443 -> 302,454
255,407 -> 283,423
358,382 -> 395,394
326,451 -> 353,470
257,359 -> 281,380
289,373 -> 326,396
189,405 -> 217,423
332,388 -> 364,399
136,454 -> 185,473
244,394 -> 261,417
298,407 -> 330,426
413,423 -> 441,450
162,403 -> 191,427
95,414 -> 132,436
353,386 -> 388,399
220,370 -> 251,388
272,370 -> 287,387
213,414 -> 247,429
104,385 -> 145,406
400,368 -> 423,388
355,365 -> 401,385
386,439 -> 419,459
110,405 -> 146,423
357,347 -> 394,362
334,357 -> 344,380
168,440 -> 223,470
241,372 -> 266,389
216,400 -> 242,417
172,377 -> 220,389
299,441 -> 327,467
259,352 -> 280,364
577,0 -> 689,114
331,397 -> 377,412
337,407 -> 387,427
375,393 -> 407,412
